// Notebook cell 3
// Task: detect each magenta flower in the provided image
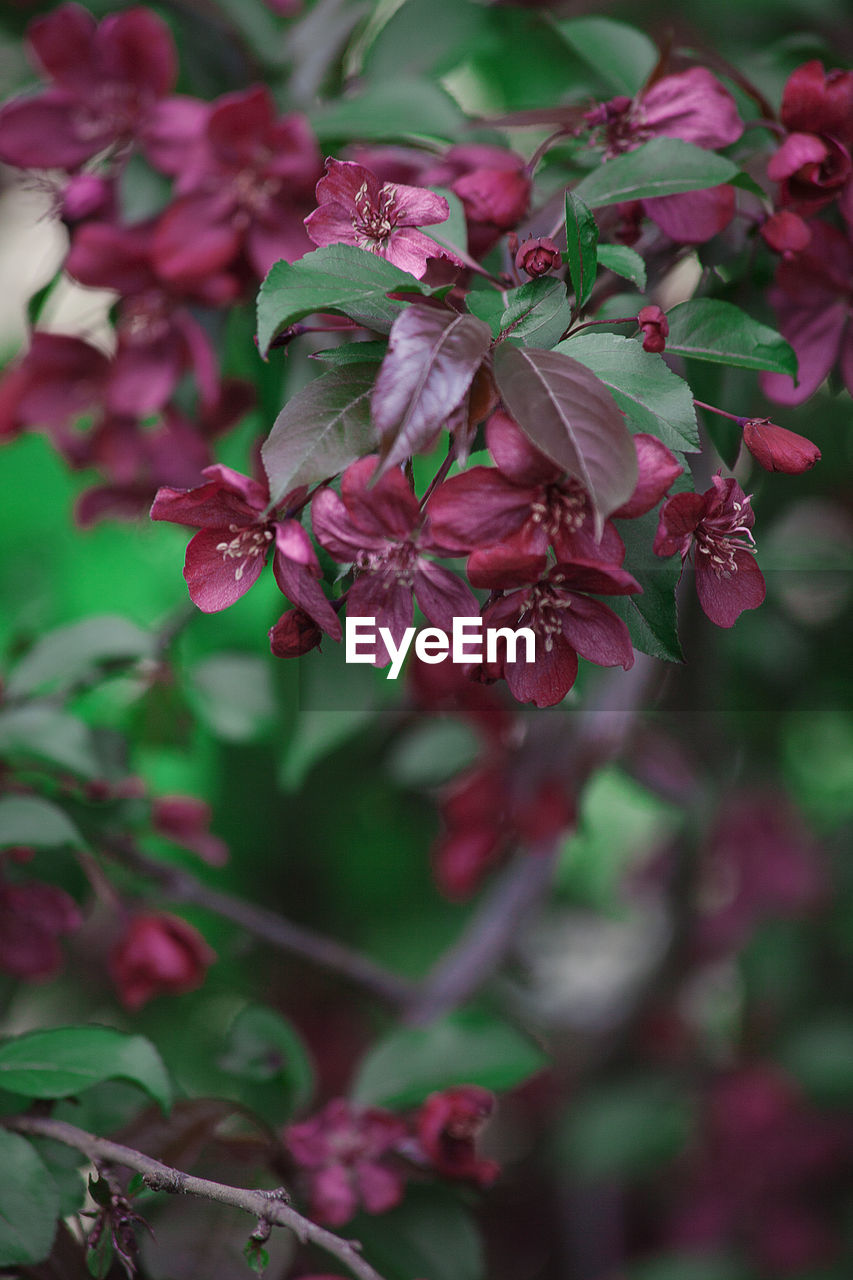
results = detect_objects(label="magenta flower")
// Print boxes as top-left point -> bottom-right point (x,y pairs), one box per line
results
768,61 -> 853,213
0,3 -> 206,173
110,912 -> 215,1010
414,1087 -> 499,1187
422,144 -> 531,258
0,331 -> 110,456
66,221 -> 223,416
478,560 -> 640,708
761,221 -> 853,405
153,86 -> 321,284
654,474 -> 765,628
150,464 -> 341,634
284,1099 -> 407,1226
0,877 -> 81,981
305,158 -> 460,278
427,410 -> 681,578
586,69 -> 744,244
312,457 -> 477,667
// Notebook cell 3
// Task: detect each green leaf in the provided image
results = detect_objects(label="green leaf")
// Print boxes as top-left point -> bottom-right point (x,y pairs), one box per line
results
26,268 -> 63,331
610,506 -> 685,663
558,332 -> 699,451
467,277 -> 572,350
256,244 -> 444,356
558,1075 -> 694,1179
557,16 -> 658,96
0,1027 -> 172,1113
7,615 -> 154,697
573,138 -> 739,208
0,794 -> 84,850
0,705 -> 101,778
596,243 -> 647,291
349,1186 -> 484,1280
388,719 -> 480,788
564,191 -> 599,308
352,1009 -> 546,1108
664,298 -> 798,375
218,1004 -> 315,1120
189,654 -> 276,743
423,186 -> 468,256
310,340 -> 388,367
310,78 -> 463,144
243,1238 -> 269,1276
780,1018 -> 853,1106
262,363 -> 378,503
0,1131 -> 59,1267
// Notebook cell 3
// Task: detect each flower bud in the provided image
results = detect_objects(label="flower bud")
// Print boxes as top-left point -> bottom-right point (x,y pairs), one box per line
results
638,304 -> 669,353
741,417 -> 821,474
269,608 -> 324,657
61,173 -> 114,224
415,1086 -> 499,1186
514,236 -> 561,278
153,795 -> 228,865
110,912 -> 215,1009
760,210 -> 812,256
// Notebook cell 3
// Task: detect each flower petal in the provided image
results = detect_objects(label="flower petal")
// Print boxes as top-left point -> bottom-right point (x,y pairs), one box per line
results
695,548 -> 766,627
184,526 -> 267,612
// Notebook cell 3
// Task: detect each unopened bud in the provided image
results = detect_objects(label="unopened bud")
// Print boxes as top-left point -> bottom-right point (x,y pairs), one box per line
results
514,236 -> 561,278
638,304 -> 669,353
740,417 -> 821,474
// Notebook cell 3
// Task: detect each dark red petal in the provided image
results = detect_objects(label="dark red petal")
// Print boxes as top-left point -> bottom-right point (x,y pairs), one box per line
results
654,492 -> 708,555
0,91 -> 104,169
695,549 -> 766,627
613,434 -> 683,518
153,192 -> 241,283
97,7 -> 177,98
413,561 -> 479,631
425,467 -> 535,551
486,409 -> 561,485
183,526 -> 268,611
341,456 -> 420,538
506,632 -> 578,708
29,4 -> 97,92
559,594 -> 635,669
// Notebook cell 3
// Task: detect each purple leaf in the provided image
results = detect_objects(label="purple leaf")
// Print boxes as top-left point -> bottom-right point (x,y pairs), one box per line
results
371,304 -> 492,474
493,343 -> 638,531
262,363 -> 378,504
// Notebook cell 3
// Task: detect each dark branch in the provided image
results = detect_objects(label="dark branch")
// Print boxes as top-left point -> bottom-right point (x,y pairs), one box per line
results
5,1115 -> 386,1280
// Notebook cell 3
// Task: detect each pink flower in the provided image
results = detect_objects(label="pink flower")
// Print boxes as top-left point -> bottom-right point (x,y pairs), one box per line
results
637,304 -> 669,353
586,69 -> 744,244
768,61 -> 853,213
0,3 -> 205,173
414,1087 -> 499,1186
760,209 -> 812,256
110,912 -> 215,1009
154,86 -> 321,284
740,417 -> 820,474
152,796 -> 228,866
312,457 -> 477,667
761,221 -> 853,405
477,560 -> 640,708
515,235 -> 561,278
0,878 -> 81,980
66,221 -> 224,415
0,332 -> 110,452
305,158 -> 459,278
150,464 -> 341,633
284,1099 -> 407,1226
654,474 -> 765,628
426,410 -> 680,576
423,144 -> 531,258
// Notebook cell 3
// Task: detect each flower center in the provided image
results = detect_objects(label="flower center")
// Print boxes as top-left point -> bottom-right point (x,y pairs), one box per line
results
694,497 -> 757,577
355,540 -> 417,588
529,482 -> 587,540
523,581 -> 574,653
215,522 -> 274,581
352,181 -> 398,251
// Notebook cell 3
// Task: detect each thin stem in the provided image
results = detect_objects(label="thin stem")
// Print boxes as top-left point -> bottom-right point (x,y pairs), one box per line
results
560,315 -> 639,342
693,399 -> 743,423
419,441 -> 456,509
4,1115 -> 386,1280
103,838 -> 414,1009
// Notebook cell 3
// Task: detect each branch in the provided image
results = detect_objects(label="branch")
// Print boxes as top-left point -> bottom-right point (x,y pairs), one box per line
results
103,838 -> 415,1010
405,655 -> 662,1025
5,1115 -> 386,1280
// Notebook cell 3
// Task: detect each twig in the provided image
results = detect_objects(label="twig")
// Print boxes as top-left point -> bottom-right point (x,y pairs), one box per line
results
103,838 -> 415,1010
4,1115 -> 386,1280
405,656 -> 662,1024
405,840 -> 560,1026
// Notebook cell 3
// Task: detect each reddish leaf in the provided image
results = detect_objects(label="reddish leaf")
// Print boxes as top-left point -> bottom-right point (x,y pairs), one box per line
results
493,343 -> 637,530
371,304 -> 492,474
